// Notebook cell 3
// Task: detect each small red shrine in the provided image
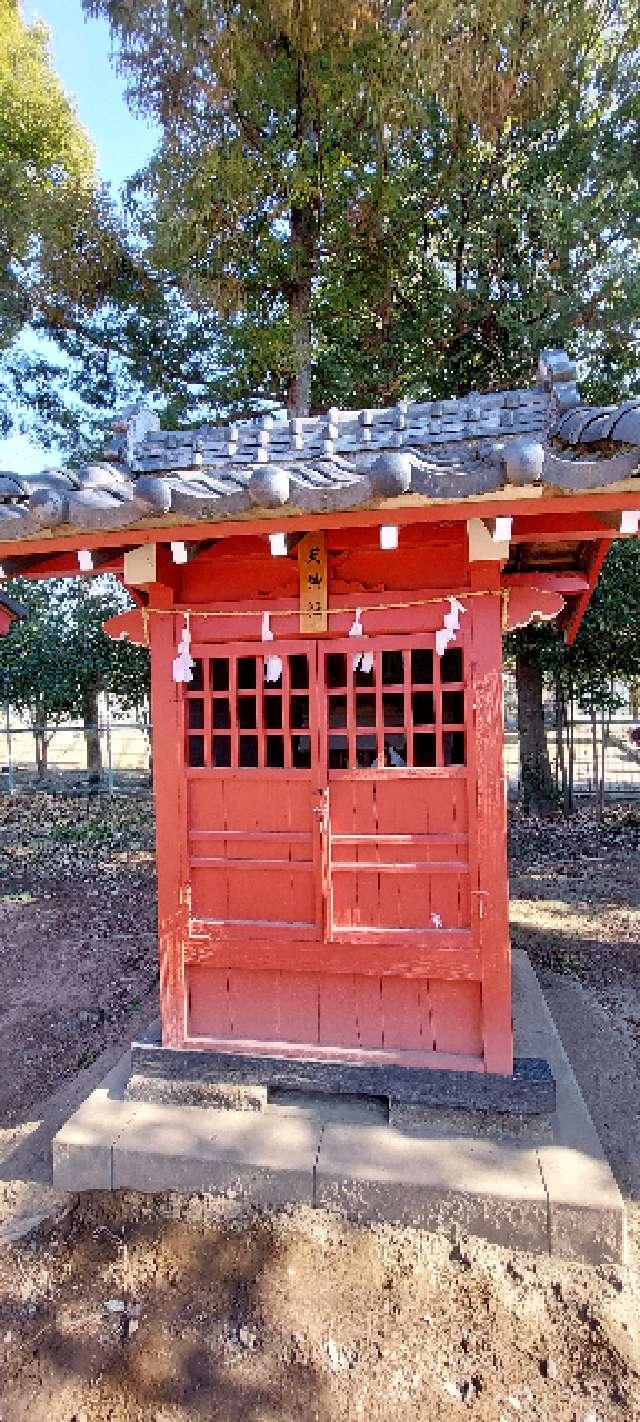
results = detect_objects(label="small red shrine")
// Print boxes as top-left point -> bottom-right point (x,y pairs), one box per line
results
1,350 -> 638,1106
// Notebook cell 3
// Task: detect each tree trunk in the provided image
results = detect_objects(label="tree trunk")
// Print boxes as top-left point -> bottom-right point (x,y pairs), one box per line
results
515,648 -> 555,815
288,237 -> 312,416
589,702 -> 599,810
555,676 -> 570,817
83,685 -> 102,784
599,700 -> 609,823
287,58 -> 316,418
568,679 -> 575,812
34,727 -> 48,779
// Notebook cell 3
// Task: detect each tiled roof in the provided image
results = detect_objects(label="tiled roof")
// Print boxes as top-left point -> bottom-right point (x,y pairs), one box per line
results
0,351 -> 638,542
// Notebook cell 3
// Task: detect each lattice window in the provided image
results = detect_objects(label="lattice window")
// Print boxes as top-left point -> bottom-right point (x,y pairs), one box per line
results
186,641 -> 466,772
185,651 -> 312,769
325,644 -> 465,771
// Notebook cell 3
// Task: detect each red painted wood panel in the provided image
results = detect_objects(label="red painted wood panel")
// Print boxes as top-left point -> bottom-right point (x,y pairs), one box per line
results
430,980 -> 483,1057
188,965 -> 231,1038
278,973 -> 320,1043
355,975 -> 384,1049
228,970 -> 282,1040
381,977 -> 427,1052
319,975 -> 358,1047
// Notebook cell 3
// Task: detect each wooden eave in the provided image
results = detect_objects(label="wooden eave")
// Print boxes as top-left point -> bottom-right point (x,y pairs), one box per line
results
1,482 -> 639,572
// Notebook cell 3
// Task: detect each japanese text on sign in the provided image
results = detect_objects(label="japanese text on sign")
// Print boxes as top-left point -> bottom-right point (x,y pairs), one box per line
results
298,531 -> 328,633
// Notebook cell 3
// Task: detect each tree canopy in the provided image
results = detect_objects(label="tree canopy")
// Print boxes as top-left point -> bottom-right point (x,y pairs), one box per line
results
0,0 -> 166,452
2,1 -> 638,444
82,0 -> 635,417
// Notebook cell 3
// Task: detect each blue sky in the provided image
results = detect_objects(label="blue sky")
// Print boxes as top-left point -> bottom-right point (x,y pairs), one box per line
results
23,0 -> 157,190
2,1 -> 158,474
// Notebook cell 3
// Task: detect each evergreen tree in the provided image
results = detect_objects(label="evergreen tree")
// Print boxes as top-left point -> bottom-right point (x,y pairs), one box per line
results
0,578 -> 149,780
84,0 -> 623,416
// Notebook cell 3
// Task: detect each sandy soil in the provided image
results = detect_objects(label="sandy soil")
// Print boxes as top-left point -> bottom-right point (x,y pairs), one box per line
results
0,793 -> 639,1421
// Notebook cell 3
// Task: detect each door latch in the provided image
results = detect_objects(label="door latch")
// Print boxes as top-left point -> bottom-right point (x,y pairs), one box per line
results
312,788 -> 330,827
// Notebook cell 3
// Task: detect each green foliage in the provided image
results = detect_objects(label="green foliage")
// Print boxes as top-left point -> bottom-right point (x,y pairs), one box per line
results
2,0 -> 638,447
0,0 -> 166,453
0,576 -> 150,727
0,0 -> 95,312
508,540 -> 640,714
82,0 -> 636,417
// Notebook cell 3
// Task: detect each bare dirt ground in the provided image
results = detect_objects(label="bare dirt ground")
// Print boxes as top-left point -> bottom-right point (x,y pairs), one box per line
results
0,792 -> 639,1422
0,794 -> 158,1127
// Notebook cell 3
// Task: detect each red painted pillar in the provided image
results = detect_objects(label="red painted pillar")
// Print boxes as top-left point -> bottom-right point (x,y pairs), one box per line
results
148,598 -> 188,1048
471,592 -> 513,1074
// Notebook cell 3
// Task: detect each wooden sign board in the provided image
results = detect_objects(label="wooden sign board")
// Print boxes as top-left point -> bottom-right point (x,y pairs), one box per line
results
298,531 -> 328,633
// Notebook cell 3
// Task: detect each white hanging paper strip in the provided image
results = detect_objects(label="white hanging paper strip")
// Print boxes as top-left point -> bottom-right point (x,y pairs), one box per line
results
435,596 -> 467,657
348,607 -> 363,638
261,611 -> 282,683
172,614 -> 195,683
349,607 -> 371,672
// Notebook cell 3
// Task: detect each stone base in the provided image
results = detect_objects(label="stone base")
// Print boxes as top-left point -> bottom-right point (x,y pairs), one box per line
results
125,1073 -> 267,1112
50,953 -> 626,1264
387,1102 -> 554,1141
130,1034 -> 556,1118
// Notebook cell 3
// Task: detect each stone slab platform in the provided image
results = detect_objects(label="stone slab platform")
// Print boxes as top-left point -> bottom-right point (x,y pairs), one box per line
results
129,1037 -> 556,1116
52,952 -> 626,1264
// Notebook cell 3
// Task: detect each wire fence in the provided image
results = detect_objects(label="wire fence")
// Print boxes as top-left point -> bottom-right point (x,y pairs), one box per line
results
504,721 -> 640,799
2,708 -> 640,799
0,714 -> 151,795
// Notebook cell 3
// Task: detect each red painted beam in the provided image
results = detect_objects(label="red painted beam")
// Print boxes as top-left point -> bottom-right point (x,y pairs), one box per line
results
2,551 -> 126,580
502,572 -> 589,593
2,488 -> 640,563
509,510 -> 611,539
510,528 -> 614,545
562,537 -> 613,644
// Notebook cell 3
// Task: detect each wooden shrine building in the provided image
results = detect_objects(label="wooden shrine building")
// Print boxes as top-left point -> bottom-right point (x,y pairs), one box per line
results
1,349 -> 639,1106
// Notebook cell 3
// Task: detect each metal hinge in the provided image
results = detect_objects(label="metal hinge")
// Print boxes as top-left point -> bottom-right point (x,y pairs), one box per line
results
471,889 -> 489,920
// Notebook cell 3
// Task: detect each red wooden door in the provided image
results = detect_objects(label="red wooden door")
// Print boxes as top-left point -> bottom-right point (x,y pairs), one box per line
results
316,632 -> 482,1058
184,641 -> 323,943
320,634 -> 470,941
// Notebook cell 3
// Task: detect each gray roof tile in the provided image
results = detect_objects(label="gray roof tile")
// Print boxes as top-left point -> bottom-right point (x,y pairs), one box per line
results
0,354 -> 637,542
